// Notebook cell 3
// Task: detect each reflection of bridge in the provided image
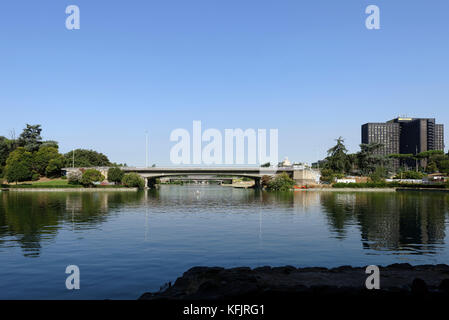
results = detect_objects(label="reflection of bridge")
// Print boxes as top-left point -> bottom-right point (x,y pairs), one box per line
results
159,175 -> 234,184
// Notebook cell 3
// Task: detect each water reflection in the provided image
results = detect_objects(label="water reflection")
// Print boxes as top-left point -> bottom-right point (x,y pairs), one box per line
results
320,191 -> 449,253
0,191 -> 145,257
0,188 -> 448,258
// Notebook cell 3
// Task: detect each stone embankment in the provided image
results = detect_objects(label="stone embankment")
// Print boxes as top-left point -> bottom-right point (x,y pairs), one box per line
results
140,264 -> 449,300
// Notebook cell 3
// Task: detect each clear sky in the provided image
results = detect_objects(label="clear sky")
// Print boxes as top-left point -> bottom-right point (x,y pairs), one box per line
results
1,0 -> 448,166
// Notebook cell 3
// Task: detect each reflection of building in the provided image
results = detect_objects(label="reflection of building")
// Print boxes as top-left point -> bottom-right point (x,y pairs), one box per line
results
320,192 -> 447,254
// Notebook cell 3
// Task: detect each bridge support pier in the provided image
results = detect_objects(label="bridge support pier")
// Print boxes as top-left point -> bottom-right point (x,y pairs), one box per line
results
254,178 -> 261,189
144,177 -> 148,189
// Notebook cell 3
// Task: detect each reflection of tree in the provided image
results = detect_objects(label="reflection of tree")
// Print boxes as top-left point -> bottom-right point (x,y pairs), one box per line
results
0,191 -> 144,257
320,191 -> 448,254
320,193 -> 357,239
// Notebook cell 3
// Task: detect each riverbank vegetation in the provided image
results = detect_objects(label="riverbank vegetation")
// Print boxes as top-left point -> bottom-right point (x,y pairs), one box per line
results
265,173 -> 296,191
316,137 -> 449,185
0,124 -> 122,184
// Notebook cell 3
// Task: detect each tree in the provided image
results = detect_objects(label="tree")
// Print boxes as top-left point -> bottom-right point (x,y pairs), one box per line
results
121,173 -> 145,190
45,158 -> 64,178
33,146 -> 63,176
108,167 -> 124,184
18,124 -> 42,152
357,143 -> 385,175
325,137 -> 349,173
40,140 -> 59,149
67,170 -> 82,185
64,149 -> 111,167
369,166 -> 388,182
4,147 -> 33,183
266,172 -> 295,191
0,136 -> 10,167
439,160 -> 449,174
80,169 -> 105,187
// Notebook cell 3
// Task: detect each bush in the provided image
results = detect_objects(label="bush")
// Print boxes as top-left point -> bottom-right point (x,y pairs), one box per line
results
31,172 -> 40,181
369,166 -> 388,183
393,171 -> 424,179
67,170 -> 82,185
121,173 -> 145,190
108,167 -> 124,184
45,158 -> 64,178
80,169 -> 105,187
267,172 -> 295,191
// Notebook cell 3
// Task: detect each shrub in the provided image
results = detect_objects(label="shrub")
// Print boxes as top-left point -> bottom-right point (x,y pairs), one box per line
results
31,172 -> 40,181
369,166 -> 388,183
108,167 -> 124,184
261,175 -> 271,188
393,171 -> 424,179
80,169 -> 105,187
45,158 -> 64,178
267,172 -> 295,191
121,173 -> 145,190
67,170 -> 82,185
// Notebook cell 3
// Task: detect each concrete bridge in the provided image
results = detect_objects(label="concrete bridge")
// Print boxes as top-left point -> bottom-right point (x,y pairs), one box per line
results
63,166 -> 321,188
121,166 -> 319,188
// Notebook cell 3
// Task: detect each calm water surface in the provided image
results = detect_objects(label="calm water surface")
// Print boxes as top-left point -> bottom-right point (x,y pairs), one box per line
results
1,185 -> 449,299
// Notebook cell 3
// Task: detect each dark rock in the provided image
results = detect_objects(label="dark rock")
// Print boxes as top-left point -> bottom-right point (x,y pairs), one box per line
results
139,264 -> 449,300
438,279 -> 449,293
411,278 -> 428,295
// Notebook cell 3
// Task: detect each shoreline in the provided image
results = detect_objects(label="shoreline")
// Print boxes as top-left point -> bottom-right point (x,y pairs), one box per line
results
300,188 -> 396,192
3,187 -> 138,192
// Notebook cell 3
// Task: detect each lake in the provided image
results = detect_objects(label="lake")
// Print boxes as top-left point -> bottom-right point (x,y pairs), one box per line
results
1,185 -> 448,299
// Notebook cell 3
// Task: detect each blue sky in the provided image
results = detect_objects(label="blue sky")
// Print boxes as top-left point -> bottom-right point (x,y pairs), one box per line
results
1,0 -> 448,166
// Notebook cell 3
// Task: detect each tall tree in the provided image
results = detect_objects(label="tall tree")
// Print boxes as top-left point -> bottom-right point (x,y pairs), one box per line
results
18,124 -> 42,152
325,137 -> 349,173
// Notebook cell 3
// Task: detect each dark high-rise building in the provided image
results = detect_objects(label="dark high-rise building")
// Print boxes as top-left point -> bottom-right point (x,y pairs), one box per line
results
362,117 -> 445,168
361,122 -> 400,156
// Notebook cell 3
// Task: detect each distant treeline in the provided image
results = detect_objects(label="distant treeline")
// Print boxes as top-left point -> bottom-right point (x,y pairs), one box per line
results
0,124 -> 122,183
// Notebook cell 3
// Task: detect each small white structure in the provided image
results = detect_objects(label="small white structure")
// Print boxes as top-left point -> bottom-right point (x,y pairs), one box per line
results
336,178 -> 357,184
281,157 -> 292,167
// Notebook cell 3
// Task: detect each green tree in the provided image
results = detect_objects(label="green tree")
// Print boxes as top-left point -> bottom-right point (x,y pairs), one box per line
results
0,136 -> 10,167
369,166 -> 388,183
325,137 -> 349,174
45,158 -> 64,178
108,167 -> 124,184
266,172 -> 295,191
80,169 -> 105,187
33,146 -> 63,176
4,147 -> 33,183
357,143 -> 385,175
439,160 -> 449,174
18,124 -> 42,152
393,171 -> 424,179
64,149 -> 111,167
121,173 -> 145,190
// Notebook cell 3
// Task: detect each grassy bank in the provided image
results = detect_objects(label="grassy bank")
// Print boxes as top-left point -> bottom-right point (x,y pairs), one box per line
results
1,178 -> 132,189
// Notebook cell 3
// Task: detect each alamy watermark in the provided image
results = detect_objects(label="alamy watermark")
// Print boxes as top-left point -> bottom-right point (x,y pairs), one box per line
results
66,5 -> 80,30
65,265 -> 80,290
169,121 -> 278,168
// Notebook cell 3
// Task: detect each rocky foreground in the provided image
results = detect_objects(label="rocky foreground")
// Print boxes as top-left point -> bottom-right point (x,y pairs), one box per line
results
139,264 -> 449,300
